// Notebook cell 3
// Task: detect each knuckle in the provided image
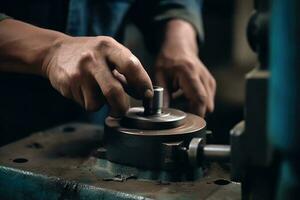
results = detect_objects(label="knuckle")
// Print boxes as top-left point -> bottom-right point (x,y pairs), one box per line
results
97,36 -> 116,50
187,74 -> 199,83
194,90 -> 208,103
182,60 -> 197,71
125,55 -> 140,68
79,50 -> 95,62
176,60 -> 197,74
78,51 -> 96,71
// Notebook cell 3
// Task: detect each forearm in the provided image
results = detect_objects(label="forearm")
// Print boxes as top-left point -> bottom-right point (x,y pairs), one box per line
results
161,19 -> 198,54
0,19 -> 67,76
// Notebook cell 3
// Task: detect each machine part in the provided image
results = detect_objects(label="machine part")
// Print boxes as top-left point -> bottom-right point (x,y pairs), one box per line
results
230,36 -> 276,200
269,0 -> 300,199
143,86 -> 163,115
104,114 -> 206,171
0,123 -> 241,200
188,138 -> 231,167
247,9 -> 269,67
121,86 -> 186,130
245,69 -> 272,167
230,121 -> 245,182
121,107 -> 187,130
228,0 -> 280,199
104,86 -> 207,173
203,145 -> 231,162
188,138 -> 204,167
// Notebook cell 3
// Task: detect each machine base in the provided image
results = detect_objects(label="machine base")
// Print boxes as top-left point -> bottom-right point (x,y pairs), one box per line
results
0,123 -> 240,200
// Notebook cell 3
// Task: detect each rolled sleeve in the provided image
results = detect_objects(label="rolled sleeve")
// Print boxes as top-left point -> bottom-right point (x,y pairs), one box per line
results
131,0 -> 204,52
153,0 -> 204,43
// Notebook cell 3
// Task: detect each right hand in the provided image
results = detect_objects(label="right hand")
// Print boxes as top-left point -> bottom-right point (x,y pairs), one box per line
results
42,36 -> 153,117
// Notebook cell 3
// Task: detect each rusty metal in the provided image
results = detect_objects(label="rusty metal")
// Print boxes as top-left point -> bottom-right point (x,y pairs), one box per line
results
0,123 -> 241,200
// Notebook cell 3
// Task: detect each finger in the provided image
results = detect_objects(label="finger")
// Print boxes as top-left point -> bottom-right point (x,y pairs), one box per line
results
171,89 -> 184,99
199,77 -> 213,112
105,45 -> 153,99
155,69 -> 170,107
201,77 -> 214,112
81,79 -> 104,111
170,75 -> 182,99
70,78 -> 84,107
199,65 -> 216,112
179,74 -> 208,116
74,51 -> 102,110
190,99 -> 206,117
112,69 -> 127,86
93,61 -> 129,117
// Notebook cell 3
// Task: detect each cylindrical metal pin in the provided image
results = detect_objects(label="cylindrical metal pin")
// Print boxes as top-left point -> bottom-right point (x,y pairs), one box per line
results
143,86 -> 164,115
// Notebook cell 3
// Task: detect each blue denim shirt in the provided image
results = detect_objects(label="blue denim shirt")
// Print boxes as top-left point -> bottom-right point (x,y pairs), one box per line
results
0,0 -> 203,143
1,0 -> 203,43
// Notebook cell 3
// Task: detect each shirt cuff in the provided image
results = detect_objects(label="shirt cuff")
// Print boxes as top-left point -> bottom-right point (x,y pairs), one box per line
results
153,8 -> 204,45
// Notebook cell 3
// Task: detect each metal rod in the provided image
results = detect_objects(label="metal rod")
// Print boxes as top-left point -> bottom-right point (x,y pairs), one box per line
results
203,145 -> 231,162
143,86 -> 163,115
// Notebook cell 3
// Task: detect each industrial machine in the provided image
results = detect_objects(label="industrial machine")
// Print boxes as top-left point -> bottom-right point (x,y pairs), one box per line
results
0,0 -> 299,199
0,86 -> 237,199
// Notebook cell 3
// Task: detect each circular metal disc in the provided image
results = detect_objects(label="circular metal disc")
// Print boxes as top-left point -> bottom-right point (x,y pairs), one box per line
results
106,112 -> 206,136
121,107 -> 187,130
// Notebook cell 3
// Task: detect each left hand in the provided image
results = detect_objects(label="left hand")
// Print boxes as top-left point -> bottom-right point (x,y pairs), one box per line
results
155,20 -> 216,117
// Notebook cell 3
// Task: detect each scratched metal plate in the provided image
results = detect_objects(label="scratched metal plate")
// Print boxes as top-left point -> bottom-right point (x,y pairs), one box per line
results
0,123 -> 241,200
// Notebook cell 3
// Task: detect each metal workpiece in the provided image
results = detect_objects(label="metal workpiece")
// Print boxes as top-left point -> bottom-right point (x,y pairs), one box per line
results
121,107 -> 187,130
143,86 -> 164,115
123,86 -> 186,130
104,114 -> 206,172
104,86 -> 231,179
104,86 -> 208,174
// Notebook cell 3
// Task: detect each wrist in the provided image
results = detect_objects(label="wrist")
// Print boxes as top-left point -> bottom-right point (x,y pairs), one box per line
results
161,19 -> 198,55
37,31 -> 70,77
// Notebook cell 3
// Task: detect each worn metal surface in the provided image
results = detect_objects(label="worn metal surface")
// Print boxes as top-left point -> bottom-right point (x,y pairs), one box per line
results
105,115 -> 206,171
0,123 -> 240,200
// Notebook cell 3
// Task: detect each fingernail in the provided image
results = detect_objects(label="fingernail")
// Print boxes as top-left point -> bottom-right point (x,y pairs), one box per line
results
144,89 -> 154,98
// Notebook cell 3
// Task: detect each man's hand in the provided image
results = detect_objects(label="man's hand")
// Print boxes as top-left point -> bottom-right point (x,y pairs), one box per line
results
0,19 -> 153,116
155,20 -> 216,117
43,36 -> 153,116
